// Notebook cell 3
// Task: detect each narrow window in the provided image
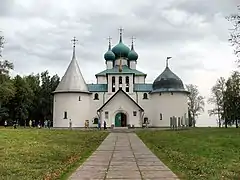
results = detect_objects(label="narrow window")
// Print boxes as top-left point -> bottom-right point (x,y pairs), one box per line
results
160,113 -> 162,120
94,93 -> 99,100
79,96 -> 81,101
144,117 -> 148,124
119,76 -> 122,84
93,118 -> 98,124
126,76 -> 129,84
159,93 -> 161,96
171,92 -> 173,95
64,111 -> 67,119
105,111 -> 109,119
126,76 -> 129,92
133,111 -> 137,116
143,93 -> 148,99
112,76 -> 115,92
112,76 -> 115,84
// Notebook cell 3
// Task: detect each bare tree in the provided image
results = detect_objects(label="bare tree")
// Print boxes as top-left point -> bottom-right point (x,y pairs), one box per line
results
186,84 -> 205,127
208,77 -> 226,127
227,5 -> 240,65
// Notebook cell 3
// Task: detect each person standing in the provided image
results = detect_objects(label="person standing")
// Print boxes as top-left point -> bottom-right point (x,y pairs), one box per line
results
29,120 -> 32,128
104,120 -> 107,130
69,119 -> 72,129
98,119 -> 101,130
4,120 -> 7,128
47,119 -> 51,129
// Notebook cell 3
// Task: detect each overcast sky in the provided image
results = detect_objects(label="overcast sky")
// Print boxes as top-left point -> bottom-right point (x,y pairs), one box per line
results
1,0 -> 239,126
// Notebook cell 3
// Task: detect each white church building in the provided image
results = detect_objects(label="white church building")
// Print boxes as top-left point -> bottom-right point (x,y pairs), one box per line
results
53,30 -> 189,128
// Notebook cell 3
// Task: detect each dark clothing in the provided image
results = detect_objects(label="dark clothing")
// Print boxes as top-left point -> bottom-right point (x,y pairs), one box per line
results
104,121 -> 107,130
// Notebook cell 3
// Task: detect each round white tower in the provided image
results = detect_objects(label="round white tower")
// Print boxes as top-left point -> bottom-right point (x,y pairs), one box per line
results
150,57 -> 189,127
53,37 -> 91,128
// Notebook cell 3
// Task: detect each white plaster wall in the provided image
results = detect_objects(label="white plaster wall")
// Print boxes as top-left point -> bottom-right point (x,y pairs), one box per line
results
88,92 -> 105,127
53,93 -> 90,127
150,92 -> 188,127
100,91 -> 142,127
134,76 -> 145,83
130,61 -> 136,69
97,76 -> 107,84
106,61 -> 113,69
137,92 -> 155,125
115,58 -> 128,66
107,74 -> 134,93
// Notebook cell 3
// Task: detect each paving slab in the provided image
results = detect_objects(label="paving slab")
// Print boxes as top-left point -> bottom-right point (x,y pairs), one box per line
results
68,133 -> 179,180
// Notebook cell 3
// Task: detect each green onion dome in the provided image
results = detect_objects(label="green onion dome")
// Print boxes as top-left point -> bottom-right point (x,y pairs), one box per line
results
127,43 -> 138,61
112,33 -> 130,58
104,41 -> 115,61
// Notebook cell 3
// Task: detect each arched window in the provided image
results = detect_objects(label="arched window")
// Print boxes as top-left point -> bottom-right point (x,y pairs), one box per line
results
126,76 -> 129,84
93,118 -> 98,124
143,93 -> 148,99
112,76 -> 115,92
119,76 -> 122,84
125,76 -> 129,92
160,113 -> 163,120
144,117 -> 148,124
112,76 -> 115,84
94,93 -> 99,100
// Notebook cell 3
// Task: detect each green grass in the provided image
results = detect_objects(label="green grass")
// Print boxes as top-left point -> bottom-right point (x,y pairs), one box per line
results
0,128 -> 109,180
137,128 -> 240,180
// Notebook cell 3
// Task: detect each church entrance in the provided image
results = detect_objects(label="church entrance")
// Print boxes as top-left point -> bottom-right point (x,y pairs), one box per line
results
115,112 -> 127,127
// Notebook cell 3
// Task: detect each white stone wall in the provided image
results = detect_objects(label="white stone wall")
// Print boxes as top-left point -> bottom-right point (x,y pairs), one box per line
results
97,76 -> 107,84
149,92 -> 188,127
53,93 -> 90,127
106,61 -> 113,69
99,90 -> 142,127
134,76 -> 145,83
130,61 -> 136,69
107,74 -> 134,94
115,58 -> 128,66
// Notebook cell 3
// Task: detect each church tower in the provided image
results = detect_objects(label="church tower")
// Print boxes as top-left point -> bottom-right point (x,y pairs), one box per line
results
53,37 -> 91,127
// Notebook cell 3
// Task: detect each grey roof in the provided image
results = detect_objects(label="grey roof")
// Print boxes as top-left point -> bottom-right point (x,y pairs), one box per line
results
152,66 -> 188,93
54,47 -> 89,93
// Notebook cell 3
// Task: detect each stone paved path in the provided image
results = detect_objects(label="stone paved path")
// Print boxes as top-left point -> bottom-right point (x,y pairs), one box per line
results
69,133 -> 179,180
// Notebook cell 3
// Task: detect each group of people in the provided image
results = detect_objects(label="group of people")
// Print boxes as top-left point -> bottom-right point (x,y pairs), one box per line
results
3,119 -> 52,129
98,120 -> 107,130
29,119 -> 51,129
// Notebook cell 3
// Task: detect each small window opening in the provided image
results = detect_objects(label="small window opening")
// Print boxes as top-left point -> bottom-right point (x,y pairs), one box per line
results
64,111 -> 67,119
94,93 -> 99,100
143,93 -> 148,99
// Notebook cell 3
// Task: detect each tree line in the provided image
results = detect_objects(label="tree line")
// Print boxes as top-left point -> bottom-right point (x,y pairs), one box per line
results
207,6 -> 240,128
0,36 -> 60,126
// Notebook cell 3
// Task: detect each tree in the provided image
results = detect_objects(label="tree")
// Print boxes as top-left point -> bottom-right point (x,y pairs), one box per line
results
227,5 -> 240,64
186,84 -> 205,127
208,77 -> 226,127
6,75 -> 34,125
223,71 -> 240,128
0,34 -> 15,123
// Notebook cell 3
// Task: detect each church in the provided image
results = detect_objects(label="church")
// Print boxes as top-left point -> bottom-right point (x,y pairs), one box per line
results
53,29 -> 189,128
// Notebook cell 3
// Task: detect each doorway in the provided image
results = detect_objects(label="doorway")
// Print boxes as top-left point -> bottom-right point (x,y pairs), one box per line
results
115,112 -> 127,127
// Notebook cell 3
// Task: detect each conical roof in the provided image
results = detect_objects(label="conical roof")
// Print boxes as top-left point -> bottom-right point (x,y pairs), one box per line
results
54,46 -> 89,93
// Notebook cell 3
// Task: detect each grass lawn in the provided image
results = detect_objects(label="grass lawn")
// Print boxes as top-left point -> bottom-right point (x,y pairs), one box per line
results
137,128 -> 240,180
0,128 -> 109,180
